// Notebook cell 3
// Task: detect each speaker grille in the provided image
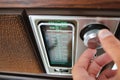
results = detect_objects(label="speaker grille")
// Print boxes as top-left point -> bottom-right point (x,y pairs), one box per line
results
0,15 -> 43,73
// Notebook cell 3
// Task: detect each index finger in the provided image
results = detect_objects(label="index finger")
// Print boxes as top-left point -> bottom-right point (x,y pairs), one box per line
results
72,49 -> 96,80
73,49 -> 96,70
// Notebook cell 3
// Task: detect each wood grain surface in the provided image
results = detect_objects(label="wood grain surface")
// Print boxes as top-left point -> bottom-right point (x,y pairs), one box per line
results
0,0 -> 120,9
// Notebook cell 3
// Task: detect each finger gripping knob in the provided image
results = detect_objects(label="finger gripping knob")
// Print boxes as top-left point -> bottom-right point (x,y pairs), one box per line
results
80,24 -> 109,49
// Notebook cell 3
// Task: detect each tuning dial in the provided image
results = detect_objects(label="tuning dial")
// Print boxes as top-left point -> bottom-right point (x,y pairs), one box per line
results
80,24 -> 109,49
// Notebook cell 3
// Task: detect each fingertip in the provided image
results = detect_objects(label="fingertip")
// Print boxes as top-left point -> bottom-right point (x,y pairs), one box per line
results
83,48 -> 96,56
98,29 -> 113,40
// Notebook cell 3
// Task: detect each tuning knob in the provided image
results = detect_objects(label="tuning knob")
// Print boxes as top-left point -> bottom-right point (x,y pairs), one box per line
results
80,24 -> 109,49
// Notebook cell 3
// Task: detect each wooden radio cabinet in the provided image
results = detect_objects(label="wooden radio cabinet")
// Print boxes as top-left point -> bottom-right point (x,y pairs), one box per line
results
0,0 -> 120,80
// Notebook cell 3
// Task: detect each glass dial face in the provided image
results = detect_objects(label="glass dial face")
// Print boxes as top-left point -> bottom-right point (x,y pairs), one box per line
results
40,23 -> 73,67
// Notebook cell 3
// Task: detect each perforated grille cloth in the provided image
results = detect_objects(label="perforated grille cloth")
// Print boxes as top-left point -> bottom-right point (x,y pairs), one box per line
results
0,15 -> 43,73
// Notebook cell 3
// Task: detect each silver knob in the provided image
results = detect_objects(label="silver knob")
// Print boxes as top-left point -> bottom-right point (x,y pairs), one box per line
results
83,29 -> 100,49
80,24 -> 109,49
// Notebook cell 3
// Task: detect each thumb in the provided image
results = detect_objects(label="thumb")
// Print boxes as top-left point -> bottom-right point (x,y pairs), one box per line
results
98,29 -> 120,67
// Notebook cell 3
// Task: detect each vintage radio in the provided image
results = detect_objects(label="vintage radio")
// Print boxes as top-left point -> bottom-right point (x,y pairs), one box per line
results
29,15 -> 120,75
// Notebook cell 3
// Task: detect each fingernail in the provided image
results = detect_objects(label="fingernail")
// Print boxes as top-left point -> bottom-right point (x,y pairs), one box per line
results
98,29 -> 113,39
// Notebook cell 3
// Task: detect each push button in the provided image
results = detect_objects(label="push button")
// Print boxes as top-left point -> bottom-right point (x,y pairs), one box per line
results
54,69 -> 69,72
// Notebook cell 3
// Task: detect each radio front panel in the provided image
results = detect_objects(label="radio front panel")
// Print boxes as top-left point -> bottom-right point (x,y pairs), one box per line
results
29,15 -> 119,75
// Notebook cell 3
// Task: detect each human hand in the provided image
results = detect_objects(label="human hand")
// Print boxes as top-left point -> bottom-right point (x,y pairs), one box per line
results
72,29 -> 120,80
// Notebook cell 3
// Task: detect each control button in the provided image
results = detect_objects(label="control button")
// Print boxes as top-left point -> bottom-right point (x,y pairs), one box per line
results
80,24 -> 109,49
54,69 -> 69,72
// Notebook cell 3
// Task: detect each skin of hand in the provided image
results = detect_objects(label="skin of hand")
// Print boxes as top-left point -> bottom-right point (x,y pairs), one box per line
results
72,29 -> 120,80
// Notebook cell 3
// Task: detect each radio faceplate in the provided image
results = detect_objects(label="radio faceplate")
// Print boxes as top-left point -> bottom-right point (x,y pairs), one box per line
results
29,15 -> 119,75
